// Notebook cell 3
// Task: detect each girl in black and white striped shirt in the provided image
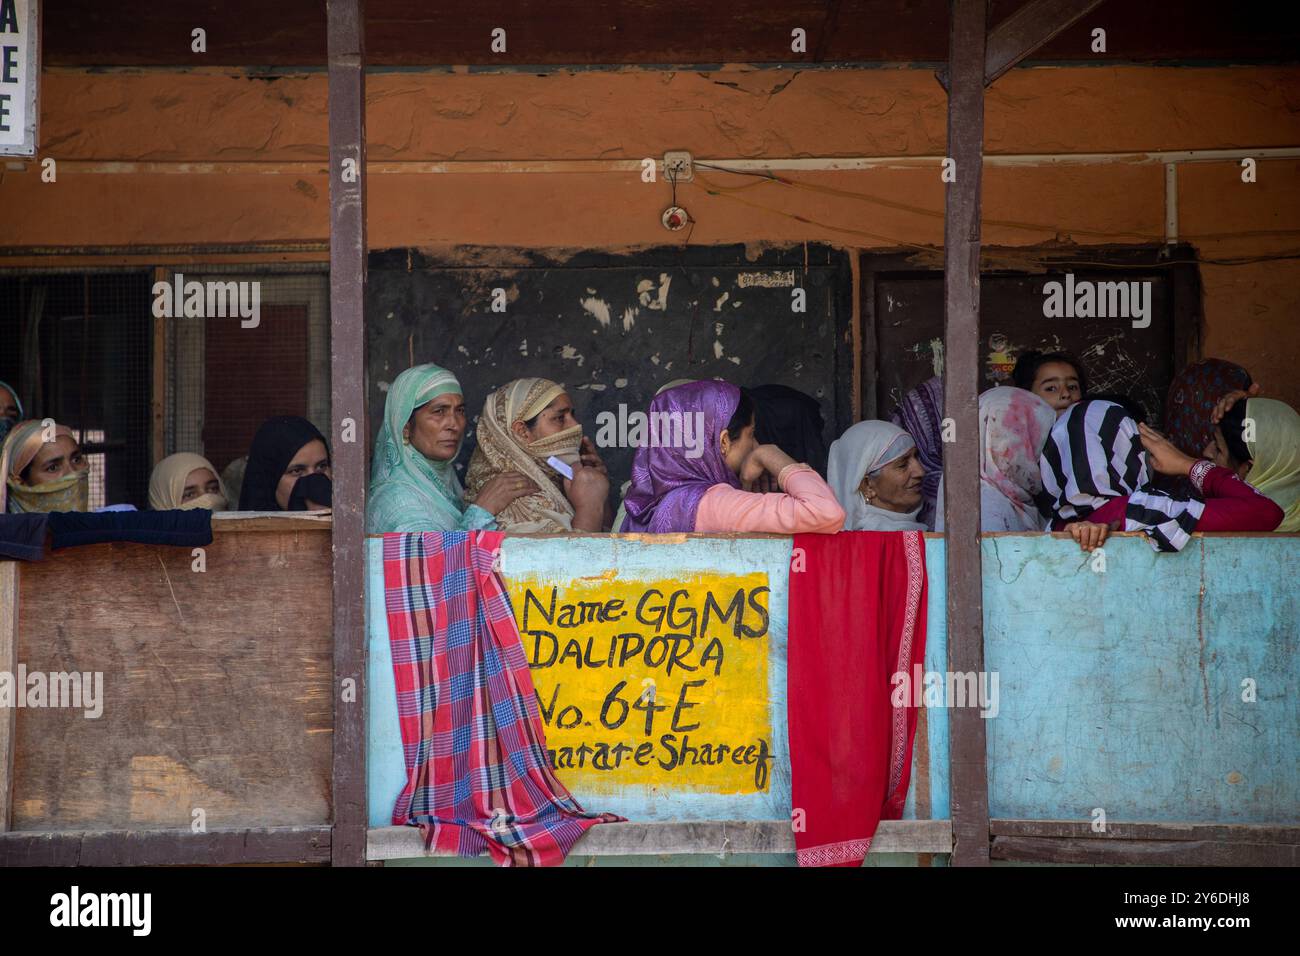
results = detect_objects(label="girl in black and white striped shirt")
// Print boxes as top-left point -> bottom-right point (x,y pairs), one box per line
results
1038,399 -> 1282,553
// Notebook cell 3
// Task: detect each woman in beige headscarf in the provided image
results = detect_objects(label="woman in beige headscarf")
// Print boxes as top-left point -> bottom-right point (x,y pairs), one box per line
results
148,452 -> 230,511
465,378 -> 610,532
1,419 -> 91,513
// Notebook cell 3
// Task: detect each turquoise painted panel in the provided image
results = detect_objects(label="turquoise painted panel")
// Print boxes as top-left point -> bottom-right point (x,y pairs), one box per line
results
367,530 -> 1296,864
366,535 -> 950,828
364,530 -> 1289,868
983,535 -> 1300,823
916,538 -> 951,820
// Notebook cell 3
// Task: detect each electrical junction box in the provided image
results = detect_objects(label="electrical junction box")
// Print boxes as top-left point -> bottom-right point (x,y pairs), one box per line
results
663,151 -> 693,183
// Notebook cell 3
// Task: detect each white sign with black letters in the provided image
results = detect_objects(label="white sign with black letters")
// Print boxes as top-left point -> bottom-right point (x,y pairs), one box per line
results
0,0 -> 38,156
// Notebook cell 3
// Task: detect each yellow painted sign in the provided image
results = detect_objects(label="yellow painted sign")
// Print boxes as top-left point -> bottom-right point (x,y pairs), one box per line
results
507,571 -> 773,794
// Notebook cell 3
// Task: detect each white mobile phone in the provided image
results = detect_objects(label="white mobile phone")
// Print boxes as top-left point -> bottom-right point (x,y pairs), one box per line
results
546,455 -> 575,479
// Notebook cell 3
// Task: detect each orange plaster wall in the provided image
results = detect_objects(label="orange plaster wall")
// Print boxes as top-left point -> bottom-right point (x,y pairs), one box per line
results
1179,160 -> 1300,408
2,65 -> 1298,404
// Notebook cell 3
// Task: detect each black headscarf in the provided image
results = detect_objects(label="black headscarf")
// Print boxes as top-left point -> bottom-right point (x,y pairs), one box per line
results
238,416 -> 330,511
750,384 -> 829,477
288,472 -> 333,511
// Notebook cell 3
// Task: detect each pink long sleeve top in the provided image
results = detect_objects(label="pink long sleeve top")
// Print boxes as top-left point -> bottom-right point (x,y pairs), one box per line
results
694,464 -> 846,534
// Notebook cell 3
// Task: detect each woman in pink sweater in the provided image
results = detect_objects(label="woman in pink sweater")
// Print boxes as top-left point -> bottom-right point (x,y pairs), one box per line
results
620,381 -> 844,534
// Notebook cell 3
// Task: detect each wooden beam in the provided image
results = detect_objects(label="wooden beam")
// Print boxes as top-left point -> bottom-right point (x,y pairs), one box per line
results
327,0 -> 369,869
990,820 -> 1300,865
211,512 -> 334,532
992,836 -> 1298,867
984,0 -> 1106,85
0,562 -> 17,833
942,0 -> 991,868
936,0 -> 1105,89
812,0 -> 845,64
991,820 -> 1300,844
367,820 -> 954,861
0,826 -> 331,866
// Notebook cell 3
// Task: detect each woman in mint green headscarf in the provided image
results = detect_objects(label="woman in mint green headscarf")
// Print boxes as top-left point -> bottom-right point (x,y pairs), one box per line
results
367,363 -> 538,533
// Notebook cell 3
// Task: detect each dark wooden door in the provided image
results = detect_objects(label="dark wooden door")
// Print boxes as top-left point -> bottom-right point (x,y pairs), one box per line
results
868,262 -> 1181,427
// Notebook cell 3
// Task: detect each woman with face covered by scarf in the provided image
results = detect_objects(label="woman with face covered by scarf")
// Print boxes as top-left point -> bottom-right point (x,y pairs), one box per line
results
148,452 -> 229,511
237,416 -> 333,511
465,378 -> 611,532
1,419 -> 91,513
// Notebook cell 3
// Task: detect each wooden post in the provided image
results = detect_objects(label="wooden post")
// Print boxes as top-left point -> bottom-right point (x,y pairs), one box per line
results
327,0 -> 368,868
942,0 -> 991,867
0,562 -> 17,832
151,266 -> 168,466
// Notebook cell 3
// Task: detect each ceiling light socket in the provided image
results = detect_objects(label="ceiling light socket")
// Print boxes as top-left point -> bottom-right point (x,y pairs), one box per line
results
663,150 -> 694,183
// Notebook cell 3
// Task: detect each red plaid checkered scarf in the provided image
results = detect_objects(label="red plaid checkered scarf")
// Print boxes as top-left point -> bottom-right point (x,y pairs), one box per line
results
383,530 -> 622,866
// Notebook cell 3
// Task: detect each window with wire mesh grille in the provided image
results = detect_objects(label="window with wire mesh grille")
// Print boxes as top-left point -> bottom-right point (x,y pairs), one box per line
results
0,271 -> 153,509
165,269 -> 331,495
0,267 -> 330,511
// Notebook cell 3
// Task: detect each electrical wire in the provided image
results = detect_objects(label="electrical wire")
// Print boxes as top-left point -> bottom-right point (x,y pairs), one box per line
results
692,162 -> 1300,250
698,165 -> 1161,241
699,178 -> 940,251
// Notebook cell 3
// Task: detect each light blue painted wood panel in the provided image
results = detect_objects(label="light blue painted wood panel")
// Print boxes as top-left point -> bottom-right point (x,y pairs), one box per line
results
366,535 -> 951,828
367,530 -> 1296,860
983,535 -> 1299,823
917,538 -> 951,820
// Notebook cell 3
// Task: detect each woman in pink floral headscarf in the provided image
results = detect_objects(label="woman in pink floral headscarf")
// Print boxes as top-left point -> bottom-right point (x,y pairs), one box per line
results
934,386 -> 1057,532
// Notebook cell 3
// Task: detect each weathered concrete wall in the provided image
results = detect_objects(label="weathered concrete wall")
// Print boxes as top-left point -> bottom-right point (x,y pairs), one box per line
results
2,65 -> 1298,404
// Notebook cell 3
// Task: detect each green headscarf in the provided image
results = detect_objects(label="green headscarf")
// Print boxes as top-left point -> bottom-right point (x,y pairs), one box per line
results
1244,397 -> 1300,533
367,364 -> 482,533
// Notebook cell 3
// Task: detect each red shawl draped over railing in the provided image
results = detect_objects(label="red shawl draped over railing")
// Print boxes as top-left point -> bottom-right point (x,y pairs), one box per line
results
787,531 -> 928,867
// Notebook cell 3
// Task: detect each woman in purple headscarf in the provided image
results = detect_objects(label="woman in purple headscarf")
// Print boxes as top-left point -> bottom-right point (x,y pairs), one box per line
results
889,376 -> 944,530
620,380 -> 844,534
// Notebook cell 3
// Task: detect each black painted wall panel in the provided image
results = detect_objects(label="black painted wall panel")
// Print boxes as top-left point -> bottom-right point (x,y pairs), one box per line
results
365,244 -> 854,495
